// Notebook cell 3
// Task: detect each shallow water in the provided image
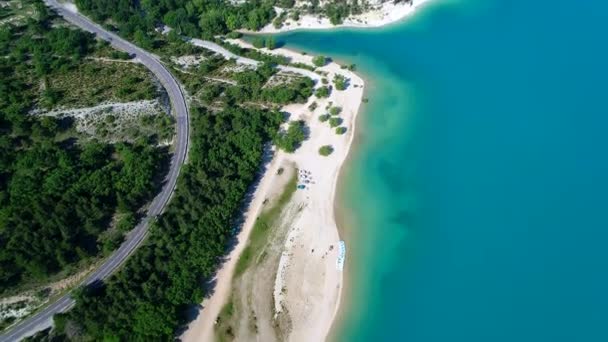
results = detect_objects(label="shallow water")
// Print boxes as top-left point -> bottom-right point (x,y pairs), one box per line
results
277,0 -> 608,341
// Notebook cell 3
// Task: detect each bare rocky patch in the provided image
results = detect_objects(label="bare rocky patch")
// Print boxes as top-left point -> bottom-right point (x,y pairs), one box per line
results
32,100 -> 174,144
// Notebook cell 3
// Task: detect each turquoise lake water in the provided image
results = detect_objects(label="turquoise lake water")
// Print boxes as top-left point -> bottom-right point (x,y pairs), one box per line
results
277,0 -> 608,340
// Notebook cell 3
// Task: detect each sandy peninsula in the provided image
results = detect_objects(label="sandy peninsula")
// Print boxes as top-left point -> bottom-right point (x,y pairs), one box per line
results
181,40 -> 363,342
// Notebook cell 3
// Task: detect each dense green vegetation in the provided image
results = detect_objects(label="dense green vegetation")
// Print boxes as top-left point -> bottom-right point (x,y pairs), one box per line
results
75,0 -> 276,41
59,105 -> 284,340
0,137 -> 166,290
0,3 -> 169,292
336,126 -> 347,135
315,85 -> 331,98
73,0 -> 388,43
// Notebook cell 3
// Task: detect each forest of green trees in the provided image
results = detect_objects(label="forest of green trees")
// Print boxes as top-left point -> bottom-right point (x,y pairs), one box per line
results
0,3 -> 168,292
75,0 -> 276,42
53,105 -> 283,340
3,0 -> 324,339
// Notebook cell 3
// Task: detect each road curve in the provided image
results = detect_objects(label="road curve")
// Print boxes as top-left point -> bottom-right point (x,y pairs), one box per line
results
0,1 -> 190,341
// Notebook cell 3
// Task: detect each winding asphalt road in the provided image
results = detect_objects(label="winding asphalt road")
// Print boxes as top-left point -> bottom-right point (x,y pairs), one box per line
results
0,1 -> 190,341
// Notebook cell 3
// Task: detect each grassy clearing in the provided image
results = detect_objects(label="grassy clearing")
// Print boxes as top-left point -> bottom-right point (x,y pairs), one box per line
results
46,61 -> 157,109
216,298 -> 236,342
234,170 -> 298,278
216,168 -> 298,341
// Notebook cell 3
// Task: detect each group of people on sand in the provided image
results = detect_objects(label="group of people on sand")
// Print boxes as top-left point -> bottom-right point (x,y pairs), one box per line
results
298,169 -> 316,190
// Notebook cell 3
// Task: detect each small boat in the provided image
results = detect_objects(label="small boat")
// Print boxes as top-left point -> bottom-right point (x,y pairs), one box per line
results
336,241 -> 346,271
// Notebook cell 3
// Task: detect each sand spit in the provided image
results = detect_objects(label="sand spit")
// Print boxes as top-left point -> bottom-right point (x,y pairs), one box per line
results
253,0 -> 431,33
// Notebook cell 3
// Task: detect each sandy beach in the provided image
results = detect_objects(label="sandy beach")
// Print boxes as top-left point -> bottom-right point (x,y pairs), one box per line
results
181,41 -> 364,341
254,0 -> 431,33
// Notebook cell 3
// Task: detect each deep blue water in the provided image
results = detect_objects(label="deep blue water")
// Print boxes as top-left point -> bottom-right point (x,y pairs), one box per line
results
277,0 -> 608,341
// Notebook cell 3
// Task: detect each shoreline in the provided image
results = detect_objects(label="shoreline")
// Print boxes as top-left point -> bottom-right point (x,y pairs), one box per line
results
260,45 -> 365,341
250,0 -> 431,34
328,80 -> 368,342
183,1 -> 429,338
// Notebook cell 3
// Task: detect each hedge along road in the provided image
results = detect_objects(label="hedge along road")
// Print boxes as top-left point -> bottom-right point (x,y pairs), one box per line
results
0,0 -> 190,341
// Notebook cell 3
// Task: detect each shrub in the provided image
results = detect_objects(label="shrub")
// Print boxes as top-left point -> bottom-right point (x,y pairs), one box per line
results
101,231 -> 124,256
273,14 -> 286,29
339,63 -> 356,71
315,86 -> 330,98
308,101 -> 318,112
291,10 -> 300,21
329,117 -> 342,128
312,55 -> 327,67
274,120 -> 306,152
333,74 -> 347,90
329,106 -> 342,116
290,62 -> 316,71
226,31 -> 242,39
110,51 -> 132,60
319,145 -> 334,156
335,126 -> 347,135
105,115 -> 116,124
53,313 -> 68,334
318,114 -> 330,122
116,212 -> 137,232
